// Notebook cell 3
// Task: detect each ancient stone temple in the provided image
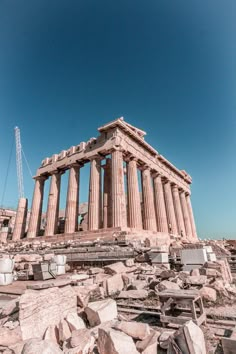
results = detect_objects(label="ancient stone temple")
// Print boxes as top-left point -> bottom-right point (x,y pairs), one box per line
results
15,118 -> 198,247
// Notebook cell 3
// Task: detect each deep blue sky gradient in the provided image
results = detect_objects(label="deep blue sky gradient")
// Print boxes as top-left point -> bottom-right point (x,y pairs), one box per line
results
0,0 -> 235,239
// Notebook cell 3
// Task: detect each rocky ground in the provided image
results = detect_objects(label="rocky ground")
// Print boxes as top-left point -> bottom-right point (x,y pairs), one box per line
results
0,247 -> 236,354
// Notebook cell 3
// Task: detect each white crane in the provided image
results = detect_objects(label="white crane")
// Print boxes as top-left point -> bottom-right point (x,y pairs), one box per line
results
14,126 -> 24,199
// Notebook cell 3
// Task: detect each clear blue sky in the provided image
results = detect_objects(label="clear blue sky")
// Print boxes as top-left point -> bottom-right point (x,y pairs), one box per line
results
0,1 -> 235,239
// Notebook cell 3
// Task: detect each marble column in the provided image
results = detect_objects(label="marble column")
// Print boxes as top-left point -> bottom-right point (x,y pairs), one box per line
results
45,172 -> 61,236
172,184 -> 186,237
186,194 -> 198,239
12,198 -> 28,240
180,190 -> 192,238
141,167 -> 157,231
103,158 -> 112,228
88,158 -> 102,230
153,174 -> 168,233
127,158 -> 142,229
111,149 -> 127,228
65,165 -> 80,234
27,176 -> 46,238
163,180 -> 178,234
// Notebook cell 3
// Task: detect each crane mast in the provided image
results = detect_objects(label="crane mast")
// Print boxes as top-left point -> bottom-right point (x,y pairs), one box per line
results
14,126 -> 24,199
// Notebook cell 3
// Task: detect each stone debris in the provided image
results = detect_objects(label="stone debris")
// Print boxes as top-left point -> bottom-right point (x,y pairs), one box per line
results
113,320 -> 151,340
106,274 -> 124,295
65,312 -> 85,331
85,298 -> 118,327
199,287 -> 217,302
136,331 -> 160,354
117,289 -> 148,299
97,327 -> 139,354
104,262 -> 128,275
21,338 -> 62,354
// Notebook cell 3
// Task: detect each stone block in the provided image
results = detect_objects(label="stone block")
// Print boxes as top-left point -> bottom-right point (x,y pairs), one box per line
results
104,262 -> 127,275
156,280 -> 180,292
186,275 -> 207,285
65,312 -> 85,331
57,265 -> 66,275
174,320 -> 206,354
181,249 -> 208,265
58,319 -> 72,342
97,328 -> 139,354
199,287 -> 217,302
106,274 -> 124,295
203,246 -> 213,253
19,286 -> 77,340
73,284 -> 103,308
114,321 -> 150,340
0,326 -> 22,347
43,325 -> 59,344
21,338 -> 62,354
85,299 -> 117,327
150,252 -> 168,264
67,328 -> 95,353
207,253 -> 217,262
0,258 -> 15,273
117,290 -> 148,299
136,331 -> 160,353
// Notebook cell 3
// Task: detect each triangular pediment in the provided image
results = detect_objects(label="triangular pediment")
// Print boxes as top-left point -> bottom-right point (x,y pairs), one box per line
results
98,117 -> 146,138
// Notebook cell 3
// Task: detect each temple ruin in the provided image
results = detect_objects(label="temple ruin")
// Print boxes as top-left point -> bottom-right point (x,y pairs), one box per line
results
13,117 -> 198,246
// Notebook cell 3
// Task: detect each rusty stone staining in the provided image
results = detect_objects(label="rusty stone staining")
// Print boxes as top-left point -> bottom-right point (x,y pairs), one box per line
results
153,174 -> 168,233
22,117 -> 198,244
180,190 -> 192,238
45,173 -> 61,236
111,149 -> 127,228
65,165 -> 80,234
103,158 -> 112,229
141,167 -> 157,231
163,181 -> 178,235
88,158 -> 102,231
27,177 -> 46,238
127,158 -> 142,229
172,184 -> 186,237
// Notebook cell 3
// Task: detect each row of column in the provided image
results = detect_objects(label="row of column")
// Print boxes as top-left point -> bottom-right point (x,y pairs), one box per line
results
27,150 -> 197,240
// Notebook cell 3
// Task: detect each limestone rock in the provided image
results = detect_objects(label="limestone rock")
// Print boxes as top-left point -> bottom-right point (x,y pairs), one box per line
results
43,325 -> 59,344
159,330 -> 175,349
136,331 -> 160,354
106,274 -> 124,295
127,280 -> 147,290
19,286 -> 77,340
190,269 -> 200,276
160,270 -> 175,279
97,327 -> 139,354
174,320 -> 206,354
104,262 -> 127,275
186,275 -> 207,286
0,297 -> 19,317
85,299 -> 117,327
114,321 -> 150,340
70,328 -> 95,350
58,319 -> 72,342
22,338 -> 62,354
117,290 -> 148,299
156,280 -> 180,292
0,326 -> 22,347
14,254 -> 42,263
65,312 -> 86,331
199,287 -> 217,302
88,267 -> 104,275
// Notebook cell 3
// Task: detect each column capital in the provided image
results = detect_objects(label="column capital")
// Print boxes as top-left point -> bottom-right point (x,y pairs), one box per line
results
33,175 -> 47,182
152,171 -> 162,179
140,164 -> 151,172
124,154 -> 139,163
69,162 -> 84,169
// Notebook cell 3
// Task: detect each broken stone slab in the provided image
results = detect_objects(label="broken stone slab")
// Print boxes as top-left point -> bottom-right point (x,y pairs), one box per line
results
58,319 -> 72,342
65,312 -> 86,331
117,290 -> 148,299
14,254 -> 43,263
97,327 -> 139,354
199,287 -> 217,302
69,273 -> 90,282
156,280 -> 180,292
19,286 -> 77,340
104,262 -> 127,275
85,298 -> 118,327
113,321 -> 151,340
0,326 -> 22,347
159,330 -> 175,349
127,280 -> 147,290
69,328 -> 95,350
27,279 -> 72,290
73,284 -> 104,308
88,267 -> 104,275
136,331 -> 160,354
173,320 -> 206,354
185,275 -> 208,286
0,297 -> 19,318
21,338 -> 62,354
43,325 -> 59,344
106,274 -> 124,295
159,270 -> 175,279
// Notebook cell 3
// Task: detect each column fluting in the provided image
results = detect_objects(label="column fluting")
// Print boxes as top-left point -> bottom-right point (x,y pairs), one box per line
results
163,180 -> 178,234
186,194 -> 198,240
141,167 -> 157,231
111,149 -> 127,228
127,158 -> 142,229
27,176 -> 46,238
172,184 -> 186,237
65,165 -> 80,234
88,158 -> 102,231
103,158 -> 112,228
180,190 -> 192,238
45,172 -> 61,236
153,174 -> 168,233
